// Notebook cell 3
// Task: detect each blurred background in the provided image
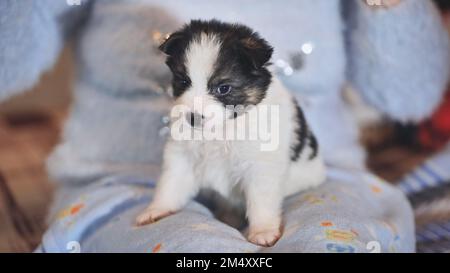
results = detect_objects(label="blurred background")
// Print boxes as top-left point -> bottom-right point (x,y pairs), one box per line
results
0,1 -> 450,252
0,46 -> 73,252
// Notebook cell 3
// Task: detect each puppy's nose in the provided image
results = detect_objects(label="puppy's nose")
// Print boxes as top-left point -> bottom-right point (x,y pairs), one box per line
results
186,112 -> 204,127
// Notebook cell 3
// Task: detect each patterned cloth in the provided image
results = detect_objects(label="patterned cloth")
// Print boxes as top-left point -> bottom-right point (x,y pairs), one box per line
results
397,146 -> 450,195
36,167 -> 415,253
397,144 -> 450,253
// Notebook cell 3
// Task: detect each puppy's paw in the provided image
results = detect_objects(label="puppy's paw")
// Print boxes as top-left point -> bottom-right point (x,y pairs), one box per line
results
248,228 -> 281,247
135,207 -> 174,226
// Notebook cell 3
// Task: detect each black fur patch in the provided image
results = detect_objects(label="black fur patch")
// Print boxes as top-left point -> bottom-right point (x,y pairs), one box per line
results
307,131 -> 319,160
159,31 -> 191,98
160,20 -> 273,105
291,99 -> 319,161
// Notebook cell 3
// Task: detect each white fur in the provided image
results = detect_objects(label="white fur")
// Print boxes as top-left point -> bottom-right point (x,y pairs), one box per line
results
137,35 -> 326,247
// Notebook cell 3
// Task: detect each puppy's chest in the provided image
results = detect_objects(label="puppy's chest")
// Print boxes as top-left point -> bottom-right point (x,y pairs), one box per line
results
187,141 -> 248,190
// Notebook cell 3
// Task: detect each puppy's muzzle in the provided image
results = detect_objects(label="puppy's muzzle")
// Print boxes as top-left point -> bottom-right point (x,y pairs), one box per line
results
186,112 -> 205,128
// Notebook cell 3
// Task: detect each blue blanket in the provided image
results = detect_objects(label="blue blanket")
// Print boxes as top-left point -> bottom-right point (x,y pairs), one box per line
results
36,167 -> 415,253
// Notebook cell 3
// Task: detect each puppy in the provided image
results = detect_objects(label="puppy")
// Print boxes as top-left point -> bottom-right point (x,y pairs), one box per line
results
137,20 -> 326,247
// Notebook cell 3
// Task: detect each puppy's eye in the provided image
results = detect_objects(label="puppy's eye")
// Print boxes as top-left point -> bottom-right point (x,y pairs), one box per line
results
176,79 -> 190,88
215,85 -> 232,96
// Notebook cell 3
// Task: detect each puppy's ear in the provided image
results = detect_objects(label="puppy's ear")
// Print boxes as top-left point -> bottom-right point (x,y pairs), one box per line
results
159,32 -> 185,56
238,37 -> 273,70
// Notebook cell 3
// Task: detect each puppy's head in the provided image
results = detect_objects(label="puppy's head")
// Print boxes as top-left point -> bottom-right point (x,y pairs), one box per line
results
160,20 -> 273,129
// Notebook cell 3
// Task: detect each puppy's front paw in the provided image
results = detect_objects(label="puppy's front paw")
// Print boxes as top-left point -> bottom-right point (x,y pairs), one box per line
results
248,228 -> 281,247
136,207 -> 174,226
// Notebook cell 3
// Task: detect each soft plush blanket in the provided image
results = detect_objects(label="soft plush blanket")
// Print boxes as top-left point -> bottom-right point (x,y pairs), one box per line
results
36,167 -> 415,253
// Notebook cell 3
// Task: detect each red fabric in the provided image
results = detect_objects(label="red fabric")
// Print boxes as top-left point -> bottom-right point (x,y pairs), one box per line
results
418,90 -> 450,150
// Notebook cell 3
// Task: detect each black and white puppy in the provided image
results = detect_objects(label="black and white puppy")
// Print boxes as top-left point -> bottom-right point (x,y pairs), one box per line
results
137,20 -> 326,247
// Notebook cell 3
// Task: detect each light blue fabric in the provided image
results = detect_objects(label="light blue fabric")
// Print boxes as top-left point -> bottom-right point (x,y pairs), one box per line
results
2,0 -> 448,253
37,167 -> 415,253
0,0 -> 86,101
345,0 -> 450,123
